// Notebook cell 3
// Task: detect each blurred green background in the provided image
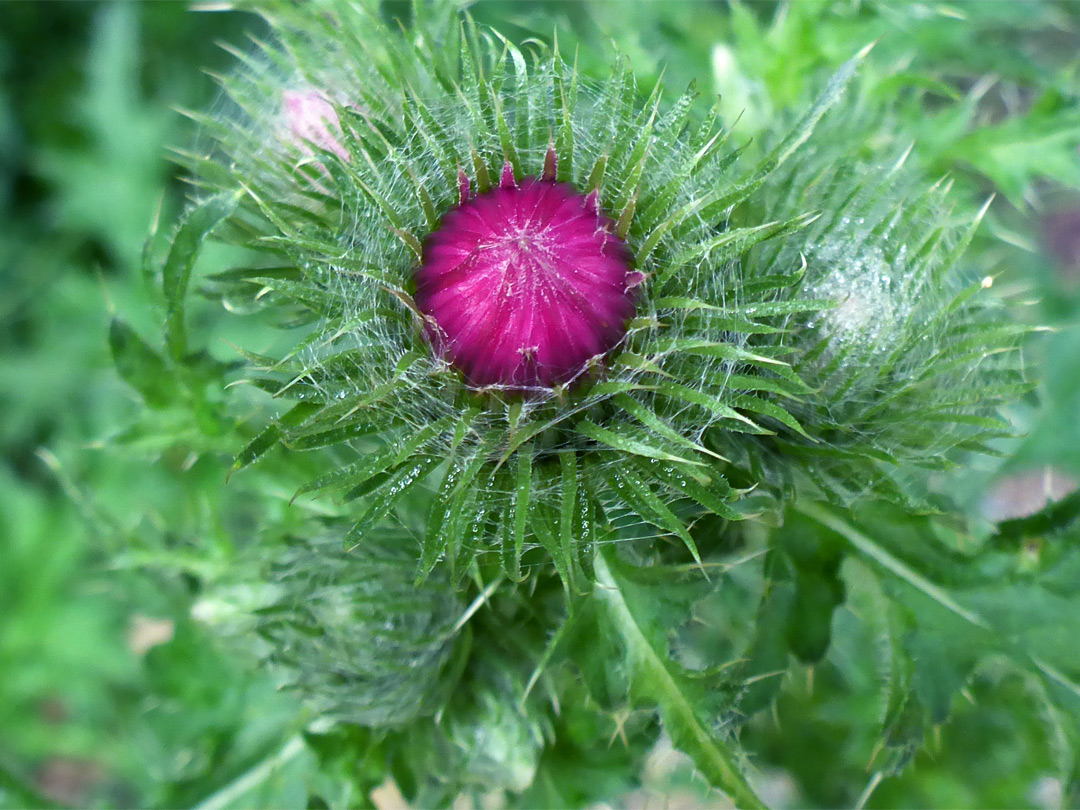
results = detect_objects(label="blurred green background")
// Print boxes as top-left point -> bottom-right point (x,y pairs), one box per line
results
1,1 -> 1079,807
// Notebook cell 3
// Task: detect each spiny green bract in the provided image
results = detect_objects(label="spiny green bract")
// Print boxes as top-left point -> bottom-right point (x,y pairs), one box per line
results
169,2 -> 1021,581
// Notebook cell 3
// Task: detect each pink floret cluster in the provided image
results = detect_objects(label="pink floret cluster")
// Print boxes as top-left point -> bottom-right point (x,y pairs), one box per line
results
414,168 -> 636,389
282,89 -> 350,161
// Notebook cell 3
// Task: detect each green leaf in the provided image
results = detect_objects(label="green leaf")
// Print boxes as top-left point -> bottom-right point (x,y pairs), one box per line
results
654,337 -> 797,375
796,502 -> 1080,699
163,190 -> 242,360
795,502 -> 988,624
950,92 -> 1080,205
774,512 -> 845,663
721,373 -> 809,399
994,488 -> 1080,546
109,318 -> 179,407
657,295 -> 832,320
652,297 -> 784,334
551,36 -> 576,183
593,551 -> 765,809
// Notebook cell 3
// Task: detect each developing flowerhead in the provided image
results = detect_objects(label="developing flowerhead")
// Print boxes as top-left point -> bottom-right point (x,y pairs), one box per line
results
200,531 -> 467,728
415,160 -> 635,389
742,155 -> 1027,504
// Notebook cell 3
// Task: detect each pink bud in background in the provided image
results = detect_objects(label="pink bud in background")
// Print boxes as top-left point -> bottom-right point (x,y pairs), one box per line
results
282,89 -> 349,161
415,172 -> 636,389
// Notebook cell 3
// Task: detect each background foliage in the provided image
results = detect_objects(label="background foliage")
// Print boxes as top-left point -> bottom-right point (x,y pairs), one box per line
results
2,1 -> 1080,808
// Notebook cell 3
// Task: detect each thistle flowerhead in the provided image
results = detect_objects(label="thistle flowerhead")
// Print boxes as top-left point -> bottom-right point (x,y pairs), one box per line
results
416,162 -> 635,389
168,4 -> 1024,582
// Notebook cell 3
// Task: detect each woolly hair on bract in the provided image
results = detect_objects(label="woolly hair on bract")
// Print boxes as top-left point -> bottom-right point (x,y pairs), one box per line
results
175,1 -> 885,584
734,131 -> 1033,507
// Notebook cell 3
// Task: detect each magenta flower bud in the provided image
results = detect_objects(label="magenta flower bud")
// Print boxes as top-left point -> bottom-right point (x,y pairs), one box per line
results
414,172 -> 636,389
282,89 -> 349,161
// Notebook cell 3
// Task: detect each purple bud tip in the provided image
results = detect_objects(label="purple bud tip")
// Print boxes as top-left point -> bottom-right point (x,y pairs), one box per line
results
414,178 -> 636,389
283,89 -> 349,161
584,189 -> 600,215
457,169 -> 470,205
542,145 -> 557,181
